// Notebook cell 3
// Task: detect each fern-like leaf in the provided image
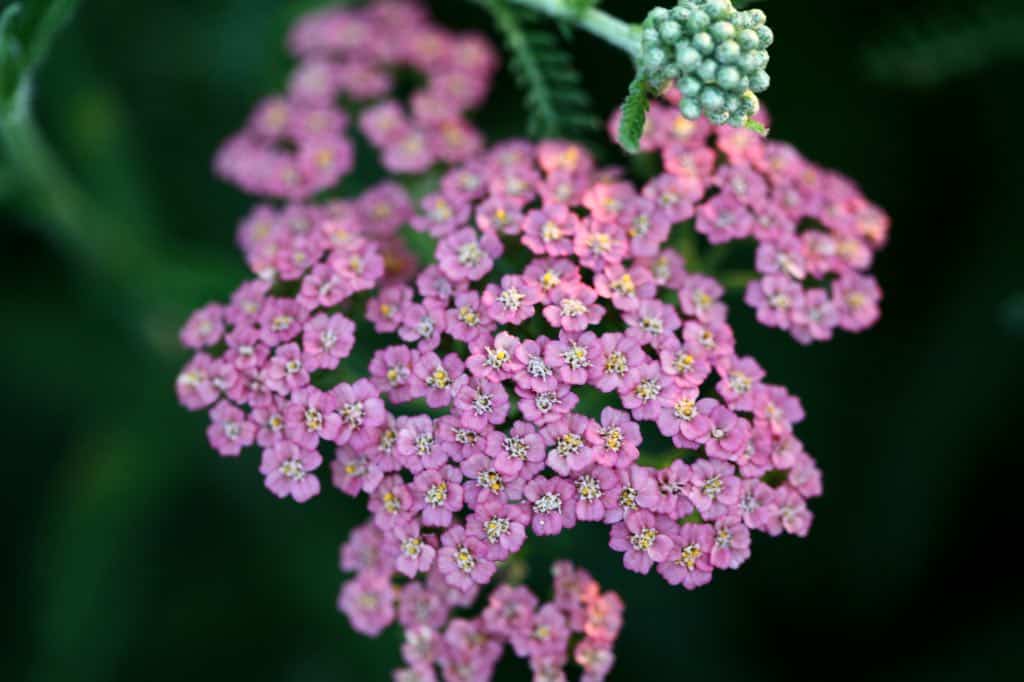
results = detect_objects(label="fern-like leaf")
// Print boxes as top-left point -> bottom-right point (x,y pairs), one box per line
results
480,0 -> 599,139
865,2 -> 1024,87
618,73 -> 650,154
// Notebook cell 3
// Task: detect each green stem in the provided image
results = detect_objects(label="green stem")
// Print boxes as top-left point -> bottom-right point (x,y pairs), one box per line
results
505,0 -> 642,58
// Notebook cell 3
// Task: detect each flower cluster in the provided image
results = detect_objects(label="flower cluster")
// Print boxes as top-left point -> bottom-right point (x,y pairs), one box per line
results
176,3 -> 889,678
340,557 -> 623,681
214,0 -> 497,199
642,0 -> 772,127
610,90 -> 889,343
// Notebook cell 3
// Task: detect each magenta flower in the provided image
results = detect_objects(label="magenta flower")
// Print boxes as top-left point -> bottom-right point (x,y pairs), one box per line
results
522,204 -> 579,256
481,275 -> 540,325
658,336 -> 712,389
369,474 -> 414,529
437,525 -> 496,591
398,299 -> 447,351
832,273 -> 882,332
656,387 -> 713,444
541,415 -> 595,477
544,331 -> 598,385
643,460 -> 694,520
688,459 -> 741,519
301,312 -> 356,371
588,333 -> 647,393
619,361 -> 667,422
487,421 -> 545,479
509,603 -> 570,661
465,331 -> 521,383
515,383 -> 579,426
710,517 -> 752,570
176,353 -> 219,411
744,275 -> 803,330
466,499 -> 530,560
259,441 -> 322,502
206,400 -> 256,456
791,288 -> 839,344
265,343 -> 311,394
512,337 -> 557,392
481,584 -> 538,636
608,510 -> 676,575
446,290 -> 495,345
543,284 -> 605,332
436,228 -> 502,282
523,476 -> 576,536
412,465 -> 465,527
180,302 -> 224,349
573,218 -> 628,271
522,257 -> 582,303
460,454 -> 519,506
622,299 -> 680,348
585,407 -> 642,468
593,264 -> 656,311
284,387 -> 341,448
396,415 -> 446,473
657,523 -> 715,589
369,344 -> 416,403
572,466 -> 618,522
702,403 -> 752,460
338,573 -> 395,637
366,284 -> 414,333
714,355 -> 766,412
330,378 -> 387,445
393,519 -> 438,578
412,352 -> 464,408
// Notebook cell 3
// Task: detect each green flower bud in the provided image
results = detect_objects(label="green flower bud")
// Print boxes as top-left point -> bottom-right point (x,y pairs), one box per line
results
755,25 -> 773,48
747,9 -> 767,27
692,31 -> 714,55
680,99 -> 702,121
670,6 -> 692,22
687,10 -> 710,33
703,0 -> 733,21
648,6 -> 670,22
716,65 -> 742,90
697,58 -> 718,83
677,46 -> 703,72
748,69 -> 770,93
659,20 -> 683,41
700,86 -> 725,113
740,90 -> 759,115
709,21 -> 735,43
645,47 -> 667,71
715,40 -> 741,65
737,29 -> 759,51
679,75 -> 703,97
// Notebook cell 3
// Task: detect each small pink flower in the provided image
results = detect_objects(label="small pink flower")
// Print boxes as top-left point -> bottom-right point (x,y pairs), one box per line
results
608,510 -> 676,575
453,377 -> 510,429
175,353 -> 220,411
436,228 -> 502,282
710,517 -> 752,570
206,401 -> 256,456
366,285 -> 414,333
412,352 -> 464,408
369,345 -> 416,403
541,415 -> 595,476
604,466 -> 660,524
265,343 -> 311,394
411,465 -> 465,528
338,573 -> 395,637
832,273 -> 882,332
393,519 -> 437,578
544,331 -> 599,385
657,523 -> 714,589
465,499 -> 530,560
573,218 -> 628,270
688,459 -> 741,519
572,466 -> 618,522
487,421 -> 545,479
523,476 -> 576,536
585,407 -> 642,468
623,299 -> 681,348
744,275 -> 803,330
593,264 -> 656,311
481,275 -> 540,325
522,204 -> 579,256
331,378 -> 387,445
437,525 -> 496,591
515,383 -> 579,426
588,333 -> 647,393
259,441 -> 322,502
180,303 -> 224,349
465,331 -> 521,382
284,387 -> 341,448
543,284 -> 604,332
301,312 -> 355,370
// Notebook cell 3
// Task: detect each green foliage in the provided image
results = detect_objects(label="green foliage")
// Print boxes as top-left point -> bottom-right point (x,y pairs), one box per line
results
865,1 -> 1024,87
481,0 -> 599,139
0,0 -> 80,117
617,73 -> 650,154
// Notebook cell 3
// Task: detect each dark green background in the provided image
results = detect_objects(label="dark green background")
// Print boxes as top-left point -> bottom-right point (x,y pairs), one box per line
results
4,1 -> 1022,680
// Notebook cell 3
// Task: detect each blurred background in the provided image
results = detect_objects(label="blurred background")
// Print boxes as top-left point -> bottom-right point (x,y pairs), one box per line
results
3,0 -> 1023,680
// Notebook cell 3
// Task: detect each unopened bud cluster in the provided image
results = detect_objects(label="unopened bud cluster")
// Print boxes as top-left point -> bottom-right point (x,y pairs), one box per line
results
641,0 -> 773,127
